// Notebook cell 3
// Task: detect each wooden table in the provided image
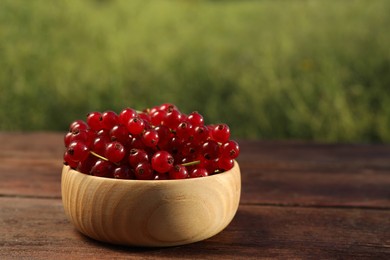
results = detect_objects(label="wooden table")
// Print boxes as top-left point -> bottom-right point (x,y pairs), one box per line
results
0,132 -> 389,259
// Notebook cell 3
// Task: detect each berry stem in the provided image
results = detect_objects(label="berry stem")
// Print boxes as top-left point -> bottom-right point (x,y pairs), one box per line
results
181,160 -> 201,167
90,151 -> 109,161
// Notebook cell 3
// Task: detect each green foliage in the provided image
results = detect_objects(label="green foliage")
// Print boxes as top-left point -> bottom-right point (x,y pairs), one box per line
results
0,0 -> 389,142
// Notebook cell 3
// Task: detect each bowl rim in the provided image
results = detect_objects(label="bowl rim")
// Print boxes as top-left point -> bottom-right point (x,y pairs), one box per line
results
63,160 -> 239,184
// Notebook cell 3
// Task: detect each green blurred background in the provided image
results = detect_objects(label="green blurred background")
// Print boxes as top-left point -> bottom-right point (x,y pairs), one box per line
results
0,0 -> 389,142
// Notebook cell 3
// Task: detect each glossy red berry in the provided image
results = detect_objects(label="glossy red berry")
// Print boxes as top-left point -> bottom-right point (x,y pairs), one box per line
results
90,159 -> 114,177
113,165 -> 133,179
128,148 -> 149,168
92,135 -> 110,155
105,141 -> 126,163
211,123 -> 230,143
135,162 -> 154,180
63,151 -> 79,169
193,125 -> 210,143
127,117 -> 145,135
151,151 -> 174,173
217,157 -> 234,171
67,141 -> 90,162
169,165 -> 188,179
69,120 -> 89,132
118,108 -> 137,125
109,124 -> 130,144
86,112 -> 102,131
142,129 -> 159,147
221,140 -> 240,159
176,121 -> 193,141
189,168 -> 208,178
150,110 -> 167,126
202,140 -> 220,160
164,108 -> 182,129
187,111 -> 204,127
101,111 -> 119,130
77,154 -> 98,174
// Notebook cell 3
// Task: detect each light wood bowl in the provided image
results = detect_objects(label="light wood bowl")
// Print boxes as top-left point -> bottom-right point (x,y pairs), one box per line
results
61,161 -> 241,247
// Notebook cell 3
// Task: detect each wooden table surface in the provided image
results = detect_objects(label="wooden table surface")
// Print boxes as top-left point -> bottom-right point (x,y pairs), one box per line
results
0,132 -> 389,259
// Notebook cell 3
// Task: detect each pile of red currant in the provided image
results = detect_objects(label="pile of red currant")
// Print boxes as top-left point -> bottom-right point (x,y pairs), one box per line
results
63,103 -> 240,180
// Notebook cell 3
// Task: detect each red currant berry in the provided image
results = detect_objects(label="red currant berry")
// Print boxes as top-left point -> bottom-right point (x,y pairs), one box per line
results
202,140 -> 220,160
64,129 -> 89,147
221,140 -> 240,159
189,168 -> 208,178
92,135 -> 110,155
193,125 -> 210,143
90,159 -> 114,177
129,135 -> 144,149
154,125 -> 172,148
150,110 -> 167,126
200,158 -> 219,174
142,129 -> 159,147
169,165 -> 188,179
128,148 -> 149,168
101,111 -> 119,130
105,141 -> 126,163
211,123 -> 230,143
158,103 -> 177,112
77,154 -> 98,174
135,162 -> 154,180
217,157 -> 234,171
175,121 -> 193,141
187,111 -> 204,127
164,108 -> 182,129
154,172 -> 169,180
69,120 -> 89,132
151,151 -> 174,173
67,141 -> 90,162
118,108 -> 137,125
127,117 -> 145,135
86,112 -> 102,131
110,124 -> 130,144
113,165 -> 133,179
63,151 -> 79,169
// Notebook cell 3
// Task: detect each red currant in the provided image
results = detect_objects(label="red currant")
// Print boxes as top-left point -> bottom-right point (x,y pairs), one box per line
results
127,117 -> 145,135
109,124 -> 130,144
86,112 -> 102,131
135,162 -> 154,180
63,151 -> 79,169
151,151 -> 174,173
164,108 -> 182,129
118,108 -> 137,125
211,123 -> 230,143
105,141 -> 126,163
169,165 -> 188,179
202,140 -> 220,160
221,140 -> 240,159
113,165 -> 133,179
77,154 -> 98,174
189,168 -> 208,178
69,120 -> 89,132
128,148 -> 149,168
67,141 -> 90,162
217,157 -> 234,171
187,111 -> 204,126
90,159 -> 114,177
101,111 -> 119,130
142,129 -> 159,147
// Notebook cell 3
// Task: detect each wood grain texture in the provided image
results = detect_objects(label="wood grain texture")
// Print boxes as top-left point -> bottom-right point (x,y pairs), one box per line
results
61,164 -> 241,247
1,197 -> 389,259
1,133 -> 390,258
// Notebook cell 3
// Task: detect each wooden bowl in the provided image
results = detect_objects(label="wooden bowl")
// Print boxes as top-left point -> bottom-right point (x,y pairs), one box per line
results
61,161 -> 241,247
